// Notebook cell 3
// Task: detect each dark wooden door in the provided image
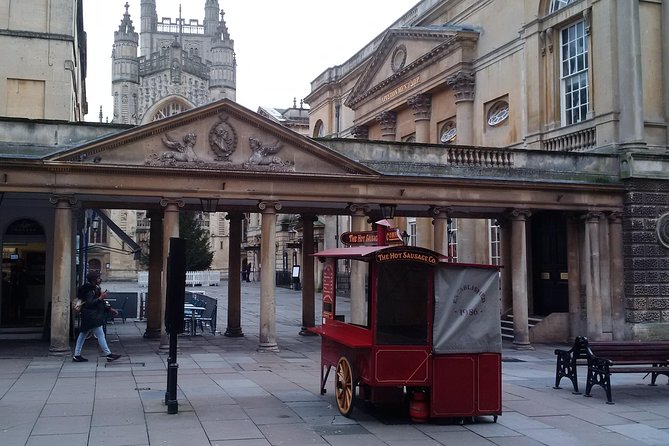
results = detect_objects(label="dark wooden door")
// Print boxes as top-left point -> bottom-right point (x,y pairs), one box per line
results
531,212 -> 569,315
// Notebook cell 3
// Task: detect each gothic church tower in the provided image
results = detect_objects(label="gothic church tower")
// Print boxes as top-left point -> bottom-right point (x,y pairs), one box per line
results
111,0 -> 236,124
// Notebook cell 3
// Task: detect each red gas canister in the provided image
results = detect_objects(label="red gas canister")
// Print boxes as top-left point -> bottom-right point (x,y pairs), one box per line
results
409,391 -> 429,423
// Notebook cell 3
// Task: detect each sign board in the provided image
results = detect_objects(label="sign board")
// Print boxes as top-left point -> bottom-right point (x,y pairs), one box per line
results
340,229 -> 403,246
433,265 -> 502,354
321,258 -> 336,321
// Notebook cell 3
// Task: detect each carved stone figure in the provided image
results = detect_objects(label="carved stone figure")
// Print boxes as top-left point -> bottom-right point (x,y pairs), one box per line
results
245,137 -> 291,167
208,115 -> 237,162
159,132 -> 199,163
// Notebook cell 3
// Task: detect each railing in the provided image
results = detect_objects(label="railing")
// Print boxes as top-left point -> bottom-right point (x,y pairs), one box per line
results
542,126 -> 596,152
446,146 -> 513,167
138,270 -> 220,287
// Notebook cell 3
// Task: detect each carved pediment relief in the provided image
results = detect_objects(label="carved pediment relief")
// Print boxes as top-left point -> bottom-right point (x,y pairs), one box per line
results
53,100 -> 375,176
345,26 -> 479,110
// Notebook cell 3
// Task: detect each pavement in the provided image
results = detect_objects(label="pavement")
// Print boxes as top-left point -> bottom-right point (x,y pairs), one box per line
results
3,281 -> 669,445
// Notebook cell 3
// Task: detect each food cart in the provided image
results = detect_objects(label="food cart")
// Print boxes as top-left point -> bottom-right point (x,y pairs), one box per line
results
310,244 -> 502,422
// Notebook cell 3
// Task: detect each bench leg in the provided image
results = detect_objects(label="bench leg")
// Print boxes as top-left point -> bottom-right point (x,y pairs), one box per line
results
585,367 -> 614,404
554,351 -> 580,394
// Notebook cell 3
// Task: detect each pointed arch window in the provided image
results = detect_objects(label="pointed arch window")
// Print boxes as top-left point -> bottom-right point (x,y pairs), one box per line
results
151,101 -> 189,121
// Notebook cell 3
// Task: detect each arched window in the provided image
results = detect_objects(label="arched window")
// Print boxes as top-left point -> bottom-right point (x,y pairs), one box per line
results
313,120 -> 325,138
440,121 -> 457,143
549,0 -> 577,14
151,101 -> 189,121
487,101 -> 510,127
403,134 -> 416,143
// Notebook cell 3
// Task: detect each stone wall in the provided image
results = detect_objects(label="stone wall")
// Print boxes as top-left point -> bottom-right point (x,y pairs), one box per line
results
623,179 -> 669,332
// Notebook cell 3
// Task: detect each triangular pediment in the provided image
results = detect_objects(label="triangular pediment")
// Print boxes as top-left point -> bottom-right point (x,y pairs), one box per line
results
346,26 -> 479,109
51,99 -> 377,176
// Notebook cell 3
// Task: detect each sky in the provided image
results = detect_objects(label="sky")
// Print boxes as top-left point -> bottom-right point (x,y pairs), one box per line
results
83,1 -> 418,123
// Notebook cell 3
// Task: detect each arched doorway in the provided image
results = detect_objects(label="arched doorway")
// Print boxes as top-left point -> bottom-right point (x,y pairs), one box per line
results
1,219 -> 47,327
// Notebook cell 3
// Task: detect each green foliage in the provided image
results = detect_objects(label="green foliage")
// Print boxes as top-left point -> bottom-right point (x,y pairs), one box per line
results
137,211 -> 214,271
179,212 -> 214,271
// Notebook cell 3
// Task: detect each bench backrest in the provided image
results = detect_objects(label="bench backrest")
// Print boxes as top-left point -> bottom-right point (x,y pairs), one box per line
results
589,341 -> 669,362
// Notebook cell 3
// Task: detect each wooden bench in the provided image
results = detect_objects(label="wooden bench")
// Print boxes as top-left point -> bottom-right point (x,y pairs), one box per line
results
555,336 -> 669,404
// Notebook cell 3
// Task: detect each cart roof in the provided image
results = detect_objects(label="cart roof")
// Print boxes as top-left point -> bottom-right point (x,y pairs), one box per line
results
313,245 -> 388,259
313,245 -> 445,261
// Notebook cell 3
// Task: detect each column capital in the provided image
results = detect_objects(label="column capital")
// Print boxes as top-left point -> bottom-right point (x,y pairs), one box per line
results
375,111 -> 397,140
430,206 -> 451,218
607,211 -> 624,223
351,125 -> 369,139
583,211 -> 605,222
258,201 -> 281,213
407,93 -> 432,121
159,198 -> 185,208
49,194 -> 77,206
348,203 -> 370,215
446,71 -> 476,102
510,209 -> 532,220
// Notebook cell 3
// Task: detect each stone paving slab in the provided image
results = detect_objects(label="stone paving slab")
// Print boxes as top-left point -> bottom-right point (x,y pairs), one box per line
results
2,281 -> 669,445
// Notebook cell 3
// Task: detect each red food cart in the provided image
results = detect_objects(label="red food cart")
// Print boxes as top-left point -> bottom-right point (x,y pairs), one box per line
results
310,244 -> 502,422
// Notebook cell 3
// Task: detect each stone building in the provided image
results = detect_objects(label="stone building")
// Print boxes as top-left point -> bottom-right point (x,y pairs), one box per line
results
305,0 -> 669,342
0,0 -> 87,120
112,0 -> 235,125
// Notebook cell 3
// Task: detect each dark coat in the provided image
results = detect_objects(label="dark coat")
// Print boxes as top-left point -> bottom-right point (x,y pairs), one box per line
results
78,282 -> 106,331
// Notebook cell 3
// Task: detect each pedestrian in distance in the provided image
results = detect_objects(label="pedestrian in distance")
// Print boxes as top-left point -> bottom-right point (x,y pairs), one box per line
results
72,271 -> 121,362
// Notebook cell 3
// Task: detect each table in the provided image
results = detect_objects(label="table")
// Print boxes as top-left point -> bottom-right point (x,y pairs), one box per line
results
184,303 -> 205,336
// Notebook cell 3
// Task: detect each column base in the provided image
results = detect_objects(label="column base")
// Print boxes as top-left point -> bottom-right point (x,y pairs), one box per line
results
48,346 -> 71,356
224,327 -> 244,337
257,342 -> 279,352
513,341 -> 534,350
143,328 -> 161,339
299,327 -> 317,336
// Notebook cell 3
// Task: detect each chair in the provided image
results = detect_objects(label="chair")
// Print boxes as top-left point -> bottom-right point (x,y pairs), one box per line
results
114,296 -> 129,323
195,303 -> 217,335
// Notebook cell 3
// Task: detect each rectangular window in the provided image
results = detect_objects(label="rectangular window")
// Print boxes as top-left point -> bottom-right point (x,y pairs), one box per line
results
448,219 -> 458,262
560,20 -> 589,125
408,219 -> 417,246
489,220 -> 501,265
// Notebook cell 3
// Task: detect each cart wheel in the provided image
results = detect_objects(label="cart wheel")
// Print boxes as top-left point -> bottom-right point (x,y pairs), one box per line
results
335,357 -> 354,417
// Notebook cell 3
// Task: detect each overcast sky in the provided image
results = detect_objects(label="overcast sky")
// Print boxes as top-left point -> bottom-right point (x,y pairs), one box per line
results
83,1 -> 417,123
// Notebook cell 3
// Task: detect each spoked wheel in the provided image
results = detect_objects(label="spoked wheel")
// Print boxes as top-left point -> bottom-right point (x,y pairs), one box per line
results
335,357 -> 354,417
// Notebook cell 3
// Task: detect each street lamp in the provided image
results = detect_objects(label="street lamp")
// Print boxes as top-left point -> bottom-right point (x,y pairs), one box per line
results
200,198 -> 219,213
379,203 -> 396,220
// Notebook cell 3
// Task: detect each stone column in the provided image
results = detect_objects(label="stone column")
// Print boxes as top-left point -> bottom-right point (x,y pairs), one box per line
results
446,71 -> 475,145
49,195 -> 76,355
144,210 -> 163,338
617,0 -> 645,148
408,93 -> 432,143
258,201 -> 281,351
300,214 -> 317,335
583,212 -> 603,340
432,207 -> 450,255
351,125 -> 369,140
376,111 -> 397,142
159,198 -> 182,351
225,213 -> 244,337
408,94 -> 435,249
599,216 -> 612,338
608,212 -> 625,340
349,204 -> 369,325
510,209 -> 532,349
566,214 -> 582,341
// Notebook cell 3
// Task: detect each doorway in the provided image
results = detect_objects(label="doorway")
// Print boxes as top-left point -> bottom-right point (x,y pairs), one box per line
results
531,211 -> 568,316
1,219 -> 47,328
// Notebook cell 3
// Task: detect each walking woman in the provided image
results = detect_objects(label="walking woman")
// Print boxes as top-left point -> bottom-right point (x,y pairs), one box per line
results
72,271 -> 121,362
